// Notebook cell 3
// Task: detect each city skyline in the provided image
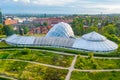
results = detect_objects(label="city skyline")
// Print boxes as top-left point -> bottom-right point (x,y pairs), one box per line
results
1,0 -> 120,14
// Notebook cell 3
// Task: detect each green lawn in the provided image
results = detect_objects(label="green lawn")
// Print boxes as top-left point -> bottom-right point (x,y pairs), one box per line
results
71,71 -> 120,80
75,56 -> 120,69
0,49 -> 74,67
0,42 -> 11,47
0,60 -> 68,80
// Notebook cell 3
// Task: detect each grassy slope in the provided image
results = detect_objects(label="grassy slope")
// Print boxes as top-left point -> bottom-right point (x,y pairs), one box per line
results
0,49 -> 74,67
75,56 -> 120,69
71,71 -> 120,80
0,60 -> 68,80
0,42 -> 11,47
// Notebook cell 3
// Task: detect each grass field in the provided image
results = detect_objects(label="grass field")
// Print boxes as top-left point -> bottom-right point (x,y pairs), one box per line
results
0,49 -> 74,67
0,60 -> 68,80
0,42 -> 11,47
75,55 -> 120,69
71,71 -> 120,80
0,43 -> 120,79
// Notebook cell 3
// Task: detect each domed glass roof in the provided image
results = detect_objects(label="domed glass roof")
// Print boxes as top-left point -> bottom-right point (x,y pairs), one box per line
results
73,31 -> 118,52
82,31 -> 106,41
46,22 -> 74,38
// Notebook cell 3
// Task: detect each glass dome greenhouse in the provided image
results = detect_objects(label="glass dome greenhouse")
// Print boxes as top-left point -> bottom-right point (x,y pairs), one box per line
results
5,23 -> 118,52
46,22 -> 75,38
72,31 -> 118,52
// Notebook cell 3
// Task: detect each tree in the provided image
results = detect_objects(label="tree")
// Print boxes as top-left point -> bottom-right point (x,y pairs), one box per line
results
115,22 -> 120,36
3,25 -> 14,36
22,26 -> 29,34
86,26 -> 98,33
102,24 -> 116,35
71,18 -> 84,36
0,24 -> 3,35
43,22 -> 49,31
43,22 -> 48,26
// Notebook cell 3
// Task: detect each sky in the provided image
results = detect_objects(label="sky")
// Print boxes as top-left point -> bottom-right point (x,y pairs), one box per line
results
1,0 -> 120,14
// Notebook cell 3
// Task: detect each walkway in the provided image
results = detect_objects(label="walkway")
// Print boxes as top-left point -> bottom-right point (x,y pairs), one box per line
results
65,55 -> 77,80
1,58 -> 120,72
1,49 -> 120,59
1,59 -> 68,70
0,74 -> 17,80
1,48 -> 120,80
75,69 -> 120,72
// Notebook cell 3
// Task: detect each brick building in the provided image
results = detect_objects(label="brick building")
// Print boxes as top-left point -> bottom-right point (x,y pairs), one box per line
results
4,18 -> 18,25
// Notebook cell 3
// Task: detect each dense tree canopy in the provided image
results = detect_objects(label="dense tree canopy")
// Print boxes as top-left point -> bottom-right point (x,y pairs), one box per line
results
71,18 -> 84,36
102,24 -> 116,35
3,25 -> 14,36
71,16 -> 120,50
0,24 -> 3,35
71,16 -> 120,37
21,26 -> 29,34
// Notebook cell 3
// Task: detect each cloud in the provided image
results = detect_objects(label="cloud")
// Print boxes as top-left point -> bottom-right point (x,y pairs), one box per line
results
12,0 -> 75,6
13,0 -> 18,2
13,0 -> 30,3
1,0 -> 120,14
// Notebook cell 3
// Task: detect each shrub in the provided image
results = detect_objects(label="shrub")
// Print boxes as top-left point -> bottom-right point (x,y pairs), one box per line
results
19,48 -> 31,55
88,52 -> 94,59
0,53 -> 9,59
92,63 -> 99,69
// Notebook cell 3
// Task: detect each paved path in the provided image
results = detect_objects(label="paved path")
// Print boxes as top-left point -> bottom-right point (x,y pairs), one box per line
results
0,59 -> 69,70
1,48 -> 120,80
1,58 -> 120,80
1,49 -> 120,59
0,74 -> 17,80
65,55 -> 77,80
1,58 -> 120,73
75,69 -> 120,72
80,55 -> 120,59
0,49 -> 75,56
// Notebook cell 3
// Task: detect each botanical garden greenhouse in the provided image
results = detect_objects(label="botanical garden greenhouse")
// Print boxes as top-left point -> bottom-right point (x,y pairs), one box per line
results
5,22 -> 118,52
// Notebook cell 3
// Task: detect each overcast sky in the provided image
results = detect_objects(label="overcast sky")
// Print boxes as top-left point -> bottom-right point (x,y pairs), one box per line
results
1,0 -> 120,14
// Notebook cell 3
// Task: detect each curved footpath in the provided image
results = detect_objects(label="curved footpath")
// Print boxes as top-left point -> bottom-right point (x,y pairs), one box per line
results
1,49 -> 120,59
1,58 -> 120,72
75,69 -> 120,72
1,48 -> 120,80
0,59 -> 69,70
0,74 -> 17,80
1,58 -> 120,80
